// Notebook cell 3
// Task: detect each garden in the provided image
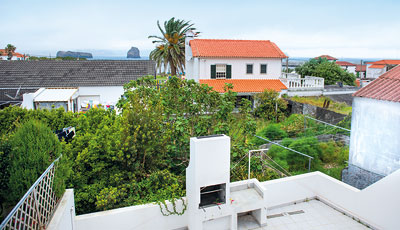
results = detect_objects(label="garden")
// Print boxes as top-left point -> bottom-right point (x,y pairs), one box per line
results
0,77 -> 351,218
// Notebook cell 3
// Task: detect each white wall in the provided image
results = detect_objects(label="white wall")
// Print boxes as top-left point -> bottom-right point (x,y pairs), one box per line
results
77,86 -> 124,110
198,58 -> 282,80
349,97 -> 400,176
76,199 -> 188,230
262,170 -> 400,230
48,189 -> 76,230
366,66 -> 386,78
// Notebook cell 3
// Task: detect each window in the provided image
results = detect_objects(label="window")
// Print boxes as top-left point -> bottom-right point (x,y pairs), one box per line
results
260,64 -> 267,74
246,64 -> 253,74
216,64 -> 227,79
211,64 -> 231,79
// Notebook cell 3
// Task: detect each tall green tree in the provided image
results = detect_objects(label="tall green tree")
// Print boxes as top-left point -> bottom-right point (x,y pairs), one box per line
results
148,18 -> 198,76
5,44 -> 16,60
295,58 -> 356,85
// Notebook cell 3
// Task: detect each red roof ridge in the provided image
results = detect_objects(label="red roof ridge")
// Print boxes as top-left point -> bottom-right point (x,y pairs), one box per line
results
193,38 -> 272,42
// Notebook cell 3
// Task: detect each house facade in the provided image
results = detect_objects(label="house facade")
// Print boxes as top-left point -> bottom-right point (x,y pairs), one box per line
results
185,31 -> 288,96
366,59 -> 400,78
0,60 -> 155,110
343,65 -> 400,189
336,61 -> 357,75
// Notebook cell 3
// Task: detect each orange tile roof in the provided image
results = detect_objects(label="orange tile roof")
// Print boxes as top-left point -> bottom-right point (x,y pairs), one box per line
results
354,65 -> 400,102
190,39 -> 287,58
368,60 -> 400,69
314,55 -> 338,60
369,64 -> 386,69
336,61 -> 356,66
199,79 -> 287,93
356,64 -> 366,72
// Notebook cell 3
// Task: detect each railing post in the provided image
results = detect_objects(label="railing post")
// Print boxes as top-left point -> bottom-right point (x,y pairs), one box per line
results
308,158 -> 311,172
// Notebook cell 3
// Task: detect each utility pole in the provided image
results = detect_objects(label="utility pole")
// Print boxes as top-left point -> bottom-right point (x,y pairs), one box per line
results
286,57 -> 289,73
360,59 -> 363,78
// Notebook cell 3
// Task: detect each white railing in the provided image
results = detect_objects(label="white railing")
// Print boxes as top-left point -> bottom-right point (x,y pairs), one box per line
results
0,157 -> 61,230
280,73 -> 324,90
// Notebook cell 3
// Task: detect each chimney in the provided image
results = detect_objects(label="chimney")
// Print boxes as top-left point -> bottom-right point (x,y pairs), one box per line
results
186,134 -> 231,230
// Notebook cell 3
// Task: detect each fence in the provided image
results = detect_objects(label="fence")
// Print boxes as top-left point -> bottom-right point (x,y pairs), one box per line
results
0,157 -> 61,230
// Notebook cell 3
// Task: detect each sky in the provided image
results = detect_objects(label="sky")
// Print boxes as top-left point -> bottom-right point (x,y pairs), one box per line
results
1,0 -> 400,59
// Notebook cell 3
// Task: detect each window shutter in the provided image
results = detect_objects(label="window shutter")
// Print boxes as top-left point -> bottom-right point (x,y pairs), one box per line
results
211,65 -> 216,79
226,65 -> 232,79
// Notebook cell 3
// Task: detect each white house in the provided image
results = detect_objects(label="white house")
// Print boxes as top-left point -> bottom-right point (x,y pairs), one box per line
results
343,65 -> 400,189
185,31 -> 288,96
366,59 -> 400,79
0,60 -> 155,110
336,61 -> 357,75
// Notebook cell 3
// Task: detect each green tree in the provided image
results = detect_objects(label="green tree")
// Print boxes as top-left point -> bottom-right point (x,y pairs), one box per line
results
295,58 -> 356,85
3,120 -> 65,203
5,44 -> 16,60
148,17 -> 198,76
253,89 -> 287,122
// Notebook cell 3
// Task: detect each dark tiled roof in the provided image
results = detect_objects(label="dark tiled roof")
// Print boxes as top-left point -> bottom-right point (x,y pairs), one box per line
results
0,60 -> 155,88
353,65 -> 400,102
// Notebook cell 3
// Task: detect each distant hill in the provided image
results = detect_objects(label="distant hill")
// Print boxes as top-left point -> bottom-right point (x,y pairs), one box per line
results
57,51 -> 93,58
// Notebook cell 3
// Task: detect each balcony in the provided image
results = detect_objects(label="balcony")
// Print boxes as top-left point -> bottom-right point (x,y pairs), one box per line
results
280,73 -> 324,90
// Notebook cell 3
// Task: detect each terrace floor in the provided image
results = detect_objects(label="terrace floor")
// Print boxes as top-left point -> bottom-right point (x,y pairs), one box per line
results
238,199 -> 371,230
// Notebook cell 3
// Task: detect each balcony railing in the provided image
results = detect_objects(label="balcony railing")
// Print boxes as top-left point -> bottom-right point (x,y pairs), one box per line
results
0,157 -> 61,230
280,73 -> 324,90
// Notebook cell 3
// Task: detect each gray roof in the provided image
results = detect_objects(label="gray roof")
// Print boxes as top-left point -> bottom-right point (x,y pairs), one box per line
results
0,60 -> 155,88
0,60 -> 155,104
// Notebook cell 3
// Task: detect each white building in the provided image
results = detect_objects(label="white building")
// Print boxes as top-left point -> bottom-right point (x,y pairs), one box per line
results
184,32 -> 326,98
343,65 -> 400,189
366,60 -> 400,79
0,60 -> 155,110
184,31 -> 288,96
336,61 -> 357,75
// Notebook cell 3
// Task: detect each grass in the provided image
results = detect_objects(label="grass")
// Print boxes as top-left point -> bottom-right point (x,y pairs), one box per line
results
290,96 -> 352,115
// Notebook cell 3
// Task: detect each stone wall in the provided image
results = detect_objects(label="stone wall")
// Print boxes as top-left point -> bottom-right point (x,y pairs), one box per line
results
286,99 -> 347,124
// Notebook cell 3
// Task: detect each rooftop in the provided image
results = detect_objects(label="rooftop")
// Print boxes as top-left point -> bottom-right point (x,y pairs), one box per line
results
314,55 -> 338,61
199,79 -> 287,93
336,61 -> 356,66
353,65 -> 400,102
0,49 -> 25,58
356,64 -> 366,72
239,199 -> 370,230
189,39 -> 287,58
368,60 -> 400,69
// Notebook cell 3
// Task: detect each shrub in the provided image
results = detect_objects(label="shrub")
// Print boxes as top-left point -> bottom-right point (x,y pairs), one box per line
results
5,120 -> 66,203
260,124 -> 288,140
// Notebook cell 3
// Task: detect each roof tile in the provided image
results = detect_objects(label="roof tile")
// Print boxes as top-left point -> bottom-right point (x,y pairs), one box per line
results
353,65 -> 400,102
199,79 -> 287,93
190,39 -> 287,58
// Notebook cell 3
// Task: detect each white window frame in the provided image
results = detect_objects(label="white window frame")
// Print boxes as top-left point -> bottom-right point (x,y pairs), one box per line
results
260,64 -> 268,74
216,64 -> 227,79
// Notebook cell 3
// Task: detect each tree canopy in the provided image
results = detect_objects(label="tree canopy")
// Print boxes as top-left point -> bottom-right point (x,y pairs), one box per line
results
295,58 -> 356,85
148,18 -> 198,76
5,44 -> 16,60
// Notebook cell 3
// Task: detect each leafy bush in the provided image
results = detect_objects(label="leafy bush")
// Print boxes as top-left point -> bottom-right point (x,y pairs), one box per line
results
254,90 -> 287,122
260,124 -> 288,140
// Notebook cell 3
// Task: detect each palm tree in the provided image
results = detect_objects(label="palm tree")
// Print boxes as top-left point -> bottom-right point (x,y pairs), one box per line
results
5,44 -> 16,60
148,18 -> 198,76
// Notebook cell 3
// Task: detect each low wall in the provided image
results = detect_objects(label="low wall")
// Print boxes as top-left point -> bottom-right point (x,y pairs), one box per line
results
286,99 -> 347,124
262,170 -> 400,230
47,189 -> 76,230
75,199 -> 187,230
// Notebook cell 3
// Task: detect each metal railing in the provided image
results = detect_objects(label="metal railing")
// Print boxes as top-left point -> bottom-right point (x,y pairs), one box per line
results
0,157 -> 61,230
